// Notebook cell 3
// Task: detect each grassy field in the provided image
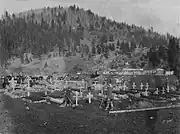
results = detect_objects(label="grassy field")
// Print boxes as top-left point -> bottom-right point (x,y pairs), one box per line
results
0,93 -> 179,134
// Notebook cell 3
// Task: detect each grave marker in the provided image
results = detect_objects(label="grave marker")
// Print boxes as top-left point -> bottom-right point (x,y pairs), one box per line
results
144,83 -> 149,96
27,79 -> 31,90
146,83 -> 149,89
64,81 -> 68,89
155,88 -> 159,95
79,84 -> 83,97
82,79 -> 85,87
49,77 -> 52,84
162,87 -> 165,94
167,85 -> 170,93
27,79 -> 30,87
132,82 -> 136,89
144,87 -> 148,96
10,77 -> 16,90
87,92 -> 93,104
45,91 -> 47,96
140,83 -> 144,90
75,91 -> 79,106
101,87 -> 104,95
123,82 -> 127,91
27,91 -> 30,97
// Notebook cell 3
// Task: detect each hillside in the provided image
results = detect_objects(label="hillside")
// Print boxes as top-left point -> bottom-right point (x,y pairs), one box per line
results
0,5 -> 180,77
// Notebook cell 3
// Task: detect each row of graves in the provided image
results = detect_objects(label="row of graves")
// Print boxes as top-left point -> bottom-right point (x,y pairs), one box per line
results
68,68 -> 180,112
0,73 -> 89,103
100,68 -> 180,113
2,69 -> 180,114
1,74 -> 50,97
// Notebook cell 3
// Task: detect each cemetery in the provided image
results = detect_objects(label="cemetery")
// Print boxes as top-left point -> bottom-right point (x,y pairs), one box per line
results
1,68 -> 180,114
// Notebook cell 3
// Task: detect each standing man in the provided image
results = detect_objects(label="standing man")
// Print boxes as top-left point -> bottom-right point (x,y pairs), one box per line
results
105,80 -> 114,111
2,75 -> 6,88
19,72 -> 24,84
99,80 -> 106,109
64,87 -> 72,107
17,72 -> 22,84
87,84 -> 92,92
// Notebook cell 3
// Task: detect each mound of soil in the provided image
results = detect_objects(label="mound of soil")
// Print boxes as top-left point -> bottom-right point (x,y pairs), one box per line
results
24,92 -> 46,101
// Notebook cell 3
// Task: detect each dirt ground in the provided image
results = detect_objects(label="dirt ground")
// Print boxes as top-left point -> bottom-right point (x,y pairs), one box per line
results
1,93 -> 180,134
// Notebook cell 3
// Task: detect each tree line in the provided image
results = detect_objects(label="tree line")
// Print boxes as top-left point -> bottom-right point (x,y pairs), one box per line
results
0,5 -> 180,77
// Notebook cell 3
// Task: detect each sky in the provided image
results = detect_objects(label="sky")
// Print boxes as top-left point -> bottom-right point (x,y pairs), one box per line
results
1,0 -> 180,37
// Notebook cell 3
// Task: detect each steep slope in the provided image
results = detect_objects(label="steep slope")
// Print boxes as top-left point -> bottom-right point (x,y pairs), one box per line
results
0,5 -> 179,75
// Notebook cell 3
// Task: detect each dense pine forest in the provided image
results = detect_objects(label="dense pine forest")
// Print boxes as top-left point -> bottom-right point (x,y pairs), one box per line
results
0,5 -> 180,77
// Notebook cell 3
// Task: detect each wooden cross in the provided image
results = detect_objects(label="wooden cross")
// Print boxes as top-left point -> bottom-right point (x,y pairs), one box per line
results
140,83 -> 144,90
49,77 -> 52,84
45,91 -> 47,96
167,85 -> 170,93
10,77 -> 16,90
100,87 -> 104,95
162,87 -> 165,94
132,82 -> 136,89
27,91 -> 30,97
27,79 -> 31,90
82,79 -> 85,87
74,91 -> 79,106
144,87 -> 148,96
155,88 -> 159,95
87,92 -> 93,104
64,81 -> 68,88
144,83 -> 149,96
20,76 -> 23,84
79,86 -> 83,97
123,82 -> 126,91
146,83 -> 149,89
